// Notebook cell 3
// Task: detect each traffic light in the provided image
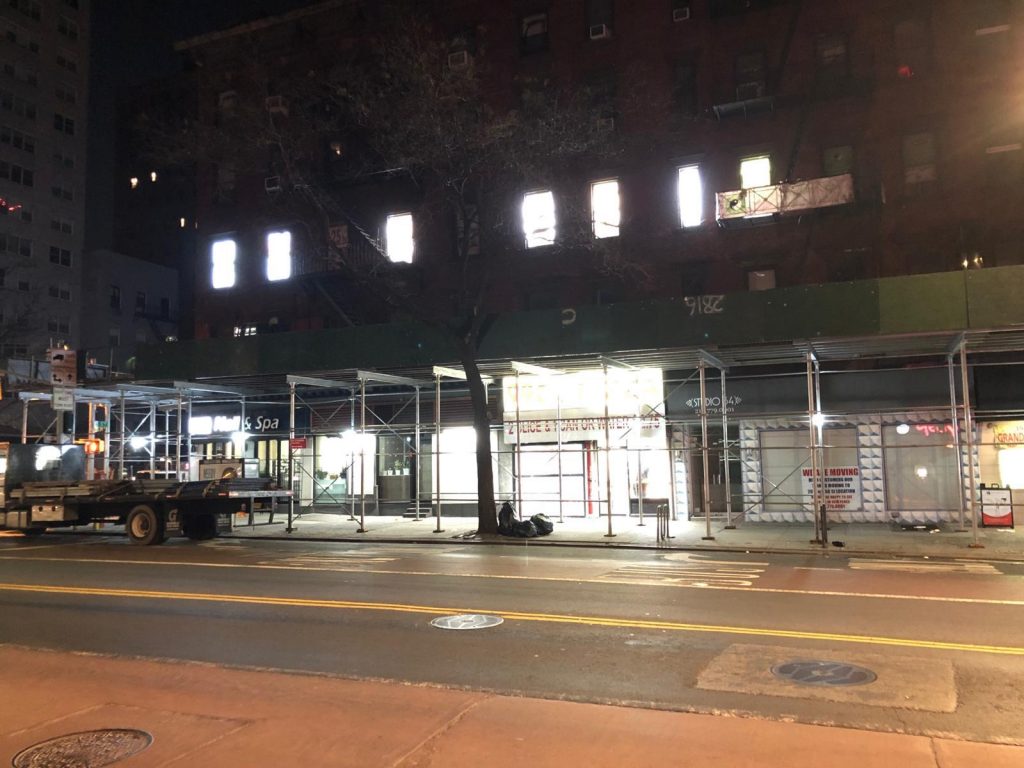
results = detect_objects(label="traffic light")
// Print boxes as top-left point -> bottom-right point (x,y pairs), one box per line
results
82,438 -> 104,455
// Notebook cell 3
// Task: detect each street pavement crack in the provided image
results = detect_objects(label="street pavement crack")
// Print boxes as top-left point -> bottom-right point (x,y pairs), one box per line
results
389,695 -> 490,768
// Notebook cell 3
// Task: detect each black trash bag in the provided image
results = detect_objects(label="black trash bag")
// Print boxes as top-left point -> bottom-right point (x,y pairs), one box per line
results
498,500 -> 517,536
530,513 -> 554,536
513,519 -> 539,538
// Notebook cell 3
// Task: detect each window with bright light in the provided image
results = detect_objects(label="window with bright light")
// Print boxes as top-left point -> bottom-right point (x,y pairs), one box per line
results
677,165 -> 703,228
385,213 -> 414,263
590,179 -> 620,238
266,230 -> 292,281
740,155 -> 771,189
211,238 -> 237,289
522,190 -> 556,248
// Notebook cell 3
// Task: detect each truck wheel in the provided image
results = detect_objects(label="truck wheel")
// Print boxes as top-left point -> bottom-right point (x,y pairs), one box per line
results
182,513 -> 217,541
126,505 -> 164,546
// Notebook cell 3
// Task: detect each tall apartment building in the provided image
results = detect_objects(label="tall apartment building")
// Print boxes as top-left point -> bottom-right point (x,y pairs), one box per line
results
0,0 -> 89,358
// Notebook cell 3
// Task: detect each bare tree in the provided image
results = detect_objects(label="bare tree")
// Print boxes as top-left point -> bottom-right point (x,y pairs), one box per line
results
150,1 -> 627,532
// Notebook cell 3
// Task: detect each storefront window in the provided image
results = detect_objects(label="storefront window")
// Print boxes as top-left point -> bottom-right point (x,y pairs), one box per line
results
760,427 -> 860,513
883,424 -> 958,511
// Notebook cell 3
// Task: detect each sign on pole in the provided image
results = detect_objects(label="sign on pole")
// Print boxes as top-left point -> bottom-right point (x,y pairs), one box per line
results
49,348 -> 77,386
289,437 -> 307,450
52,387 -> 75,412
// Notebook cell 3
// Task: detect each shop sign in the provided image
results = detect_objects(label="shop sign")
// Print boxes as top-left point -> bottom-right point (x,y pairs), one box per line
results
802,466 -> 862,512
502,368 -> 665,445
289,437 -> 307,450
189,406 -> 309,436
990,421 -> 1024,446
683,395 -> 744,415
505,414 -> 665,444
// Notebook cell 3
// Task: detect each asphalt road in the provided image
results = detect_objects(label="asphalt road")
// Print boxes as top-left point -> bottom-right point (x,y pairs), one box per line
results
1,534 -> 1023,746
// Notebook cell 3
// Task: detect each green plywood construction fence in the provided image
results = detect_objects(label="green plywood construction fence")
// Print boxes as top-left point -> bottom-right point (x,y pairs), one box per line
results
137,267 -> 1024,381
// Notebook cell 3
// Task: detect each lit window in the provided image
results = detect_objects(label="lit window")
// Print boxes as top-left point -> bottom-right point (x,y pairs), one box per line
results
385,213 -> 414,263
211,238 -> 236,289
266,230 -> 292,281
677,165 -> 703,228
522,190 -> 556,248
740,156 -> 771,189
179,217 -> 186,228
130,177 -> 138,189
150,171 -> 158,183
590,179 -> 620,238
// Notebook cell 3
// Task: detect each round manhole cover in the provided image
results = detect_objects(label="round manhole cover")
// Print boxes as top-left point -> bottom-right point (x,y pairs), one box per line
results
430,614 -> 504,630
771,660 -> 877,687
12,729 -> 153,768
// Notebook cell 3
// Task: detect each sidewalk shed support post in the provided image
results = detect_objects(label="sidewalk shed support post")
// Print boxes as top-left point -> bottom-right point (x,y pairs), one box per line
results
414,387 -> 421,521
434,373 -> 443,533
806,353 -> 822,544
721,368 -> 734,529
603,363 -> 615,538
959,343 -> 982,548
287,381 -> 296,533
699,360 -> 713,540
359,377 -> 367,533
948,355 -> 967,532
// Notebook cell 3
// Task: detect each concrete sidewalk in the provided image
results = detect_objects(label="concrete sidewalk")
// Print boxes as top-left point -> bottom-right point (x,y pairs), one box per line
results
1,645 -> 1021,767
225,509 -> 1024,560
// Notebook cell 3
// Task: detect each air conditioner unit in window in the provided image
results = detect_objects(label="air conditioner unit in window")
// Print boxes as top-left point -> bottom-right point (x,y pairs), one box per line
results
264,176 -> 282,194
447,50 -> 470,69
672,7 -> 691,22
736,81 -> 765,101
265,95 -> 289,116
589,23 -> 612,40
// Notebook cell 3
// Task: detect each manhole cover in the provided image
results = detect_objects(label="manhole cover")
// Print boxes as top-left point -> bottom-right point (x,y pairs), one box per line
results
771,660 -> 877,687
12,729 -> 153,768
430,614 -> 504,630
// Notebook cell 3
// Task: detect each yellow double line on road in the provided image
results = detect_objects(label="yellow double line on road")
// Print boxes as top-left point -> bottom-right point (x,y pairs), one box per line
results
2,581 -> 1023,656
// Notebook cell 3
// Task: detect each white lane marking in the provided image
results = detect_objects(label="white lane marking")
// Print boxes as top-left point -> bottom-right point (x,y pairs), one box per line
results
599,560 -> 767,588
0,555 -> 1022,607
849,558 -> 1001,575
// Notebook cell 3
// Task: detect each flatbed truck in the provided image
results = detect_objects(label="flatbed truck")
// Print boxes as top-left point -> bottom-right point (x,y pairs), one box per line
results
0,443 -> 290,545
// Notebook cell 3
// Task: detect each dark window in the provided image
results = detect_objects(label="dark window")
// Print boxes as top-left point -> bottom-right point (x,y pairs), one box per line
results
586,0 -> 614,36
109,285 -> 120,310
48,245 -> 71,266
735,52 -> 766,99
135,291 -> 146,313
521,13 -> 549,54
894,18 -> 930,78
903,131 -> 937,186
822,145 -> 853,177
815,33 -> 848,81
673,62 -> 699,117
159,297 -> 170,319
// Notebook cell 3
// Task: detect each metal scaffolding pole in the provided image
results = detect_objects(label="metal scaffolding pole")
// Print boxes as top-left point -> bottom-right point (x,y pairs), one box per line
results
358,377 -> 367,533
699,360 -> 713,540
556,386 -> 564,523
348,395 -> 356,520
434,373 -> 443,533
148,401 -> 156,476
175,391 -> 183,479
414,387 -> 421,521
20,399 -> 28,443
721,369 -> 734,529
959,343 -> 982,548
514,370 -> 523,516
806,354 -> 822,545
667,429 -> 678,522
602,364 -> 616,537
118,393 -> 126,479
186,399 -> 193,481
948,356 -> 967,532
287,381 -> 296,533
164,409 -> 170,476
636,448 -> 645,526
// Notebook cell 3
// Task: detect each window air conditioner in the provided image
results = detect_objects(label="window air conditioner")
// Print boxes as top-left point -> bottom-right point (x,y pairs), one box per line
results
672,7 -> 691,22
589,23 -> 612,40
264,176 -> 282,193
265,95 -> 289,116
447,50 -> 470,69
735,81 -> 765,101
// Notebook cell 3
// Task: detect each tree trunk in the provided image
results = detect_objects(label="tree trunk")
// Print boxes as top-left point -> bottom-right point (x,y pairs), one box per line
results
459,346 -> 498,534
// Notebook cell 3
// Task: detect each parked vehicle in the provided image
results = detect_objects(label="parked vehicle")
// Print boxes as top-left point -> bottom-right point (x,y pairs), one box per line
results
0,443 -> 289,545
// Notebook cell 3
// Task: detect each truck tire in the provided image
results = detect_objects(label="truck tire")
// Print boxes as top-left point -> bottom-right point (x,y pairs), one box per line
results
182,513 -> 217,541
126,504 -> 164,546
